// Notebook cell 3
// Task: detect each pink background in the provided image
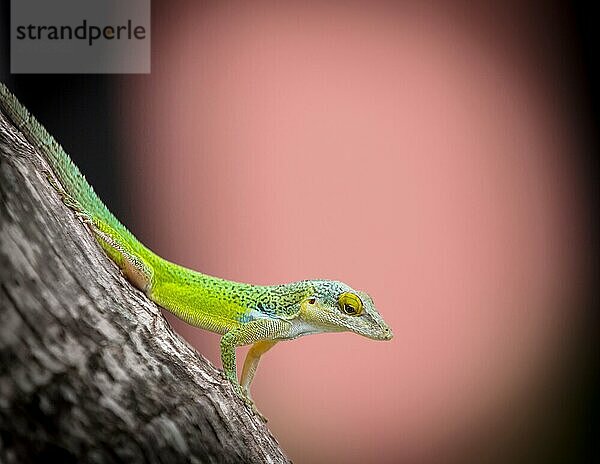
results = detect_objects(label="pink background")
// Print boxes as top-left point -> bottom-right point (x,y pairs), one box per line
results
120,2 -> 589,462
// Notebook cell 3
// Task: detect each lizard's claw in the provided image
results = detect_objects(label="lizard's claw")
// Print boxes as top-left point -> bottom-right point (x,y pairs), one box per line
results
242,394 -> 267,423
229,382 -> 268,422
241,389 -> 268,422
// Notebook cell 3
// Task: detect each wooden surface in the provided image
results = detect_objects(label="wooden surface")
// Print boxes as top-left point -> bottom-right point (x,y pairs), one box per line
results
0,111 -> 289,464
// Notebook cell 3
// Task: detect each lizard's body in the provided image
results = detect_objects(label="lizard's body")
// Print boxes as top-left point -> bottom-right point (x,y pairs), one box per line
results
0,82 -> 393,413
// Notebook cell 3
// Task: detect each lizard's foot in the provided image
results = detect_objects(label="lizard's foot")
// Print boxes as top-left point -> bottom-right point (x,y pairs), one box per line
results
250,403 -> 268,423
243,396 -> 268,423
228,381 -> 268,422
240,388 -> 267,422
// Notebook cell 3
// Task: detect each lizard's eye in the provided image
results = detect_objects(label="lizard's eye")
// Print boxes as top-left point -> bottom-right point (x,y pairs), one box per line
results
307,297 -> 316,305
338,292 -> 363,316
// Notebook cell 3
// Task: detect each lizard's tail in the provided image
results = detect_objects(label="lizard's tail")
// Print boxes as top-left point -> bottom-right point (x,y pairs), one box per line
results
0,81 -> 144,258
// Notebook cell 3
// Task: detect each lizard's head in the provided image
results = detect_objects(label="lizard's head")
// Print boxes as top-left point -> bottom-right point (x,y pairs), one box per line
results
297,280 -> 393,341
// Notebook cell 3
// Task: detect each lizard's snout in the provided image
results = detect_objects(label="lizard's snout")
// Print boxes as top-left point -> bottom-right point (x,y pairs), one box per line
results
381,326 -> 393,341
367,323 -> 393,341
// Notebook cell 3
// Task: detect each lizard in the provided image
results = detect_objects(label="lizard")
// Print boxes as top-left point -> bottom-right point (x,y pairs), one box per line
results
0,81 -> 393,417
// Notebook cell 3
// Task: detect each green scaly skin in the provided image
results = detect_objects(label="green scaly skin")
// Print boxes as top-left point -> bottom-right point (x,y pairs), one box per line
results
0,82 -> 393,417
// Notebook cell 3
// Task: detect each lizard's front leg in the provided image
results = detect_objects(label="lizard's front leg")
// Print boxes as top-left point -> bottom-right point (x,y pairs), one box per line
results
241,340 -> 278,398
219,320 -> 288,416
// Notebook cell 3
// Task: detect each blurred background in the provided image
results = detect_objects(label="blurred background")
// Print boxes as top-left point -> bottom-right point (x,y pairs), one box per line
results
1,1 -> 598,462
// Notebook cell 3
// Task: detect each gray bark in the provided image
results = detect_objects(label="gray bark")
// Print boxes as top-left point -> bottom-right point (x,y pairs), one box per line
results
0,112 -> 289,464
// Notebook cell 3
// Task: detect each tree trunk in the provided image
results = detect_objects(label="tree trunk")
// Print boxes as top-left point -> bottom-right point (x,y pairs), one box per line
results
0,111 -> 289,464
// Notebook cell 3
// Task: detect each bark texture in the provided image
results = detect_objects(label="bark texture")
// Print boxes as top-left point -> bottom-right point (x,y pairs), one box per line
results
0,112 -> 289,464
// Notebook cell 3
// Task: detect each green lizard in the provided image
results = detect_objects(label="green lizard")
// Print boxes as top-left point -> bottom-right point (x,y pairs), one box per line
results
0,82 -> 393,415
